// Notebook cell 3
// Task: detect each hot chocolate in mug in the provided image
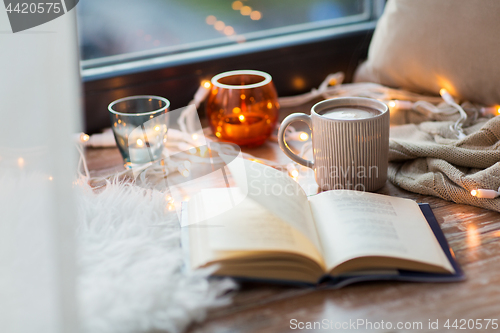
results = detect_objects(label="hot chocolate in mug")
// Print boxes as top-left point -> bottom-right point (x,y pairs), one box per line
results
278,97 -> 390,192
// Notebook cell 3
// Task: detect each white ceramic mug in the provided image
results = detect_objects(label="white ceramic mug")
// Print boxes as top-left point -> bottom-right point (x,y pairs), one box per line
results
278,97 -> 390,192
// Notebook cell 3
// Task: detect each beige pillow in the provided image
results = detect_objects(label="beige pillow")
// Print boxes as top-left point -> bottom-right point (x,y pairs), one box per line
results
355,0 -> 500,105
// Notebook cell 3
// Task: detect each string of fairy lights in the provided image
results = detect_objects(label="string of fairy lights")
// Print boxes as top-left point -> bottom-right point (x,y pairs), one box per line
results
75,73 -> 500,200
205,1 -> 262,38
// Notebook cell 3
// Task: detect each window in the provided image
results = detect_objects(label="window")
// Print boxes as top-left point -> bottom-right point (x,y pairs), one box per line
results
78,0 -> 383,78
78,0 -> 384,133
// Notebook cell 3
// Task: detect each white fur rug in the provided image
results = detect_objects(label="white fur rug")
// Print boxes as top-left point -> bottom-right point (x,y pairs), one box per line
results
76,180 -> 236,333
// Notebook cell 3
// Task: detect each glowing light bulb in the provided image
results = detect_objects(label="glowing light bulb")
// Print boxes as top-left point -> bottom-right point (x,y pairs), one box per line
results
48,176 -> 53,181
215,132 -> 222,138
232,1 -> 243,10
299,132 -> 309,141
470,188 -> 499,198
240,6 -> 252,15
479,105 -> 500,117
136,139 -> 144,147
17,157 -> 24,168
250,11 -> 261,20
192,134 -> 198,140
214,21 -> 225,31
223,26 -> 234,36
239,114 -> 245,122
206,15 -> 216,25
387,100 -> 413,111
81,133 -> 90,142
154,126 -> 160,131
439,88 -> 455,105
183,196 -> 190,202
287,163 -> 299,179
202,80 -> 211,89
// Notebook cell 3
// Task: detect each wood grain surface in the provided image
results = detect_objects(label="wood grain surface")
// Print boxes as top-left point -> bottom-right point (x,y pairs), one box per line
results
85,105 -> 500,333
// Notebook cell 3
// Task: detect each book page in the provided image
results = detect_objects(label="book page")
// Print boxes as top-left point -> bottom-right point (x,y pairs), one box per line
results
188,188 -> 324,269
226,158 -> 322,253
308,190 -> 454,273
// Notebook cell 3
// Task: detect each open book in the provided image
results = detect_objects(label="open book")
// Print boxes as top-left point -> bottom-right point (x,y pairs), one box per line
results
182,159 -> 463,287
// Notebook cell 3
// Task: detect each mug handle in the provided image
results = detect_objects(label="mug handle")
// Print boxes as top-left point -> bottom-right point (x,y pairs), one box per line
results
278,113 -> 314,169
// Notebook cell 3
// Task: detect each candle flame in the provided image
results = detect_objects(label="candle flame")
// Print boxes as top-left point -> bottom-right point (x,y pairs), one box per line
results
239,114 -> 245,122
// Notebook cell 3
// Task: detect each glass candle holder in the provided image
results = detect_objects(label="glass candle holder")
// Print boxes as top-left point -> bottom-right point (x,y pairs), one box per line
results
206,70 -> 279,147
108,95 -> 169,168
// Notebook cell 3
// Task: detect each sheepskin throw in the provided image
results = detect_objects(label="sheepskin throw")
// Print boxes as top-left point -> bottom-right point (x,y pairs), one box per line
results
76,180 -> 236,333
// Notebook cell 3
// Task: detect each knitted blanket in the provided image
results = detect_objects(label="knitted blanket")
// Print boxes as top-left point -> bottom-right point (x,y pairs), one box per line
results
389,117 -> 500,212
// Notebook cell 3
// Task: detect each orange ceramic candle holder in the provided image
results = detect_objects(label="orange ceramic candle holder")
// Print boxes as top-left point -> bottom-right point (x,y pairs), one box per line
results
206,70 -> 279,147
